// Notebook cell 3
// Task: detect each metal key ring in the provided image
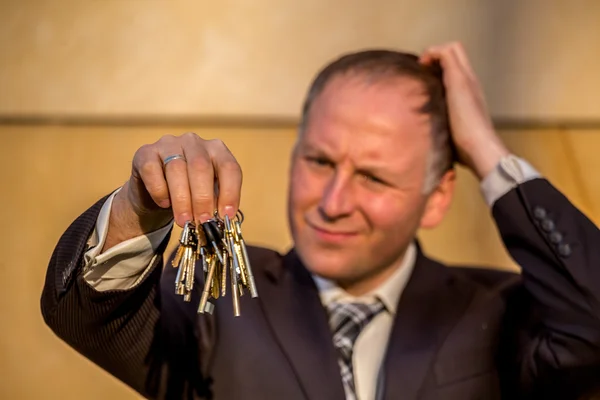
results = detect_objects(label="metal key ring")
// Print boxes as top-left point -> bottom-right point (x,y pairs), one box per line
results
235,209 -> 244,223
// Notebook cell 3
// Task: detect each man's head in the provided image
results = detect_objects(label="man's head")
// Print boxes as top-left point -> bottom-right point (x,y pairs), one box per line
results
288,50 -> 457,295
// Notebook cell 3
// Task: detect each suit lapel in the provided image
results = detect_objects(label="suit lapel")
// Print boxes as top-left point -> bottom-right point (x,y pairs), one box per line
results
259,249 -> 346,400
381,249 -> 475,400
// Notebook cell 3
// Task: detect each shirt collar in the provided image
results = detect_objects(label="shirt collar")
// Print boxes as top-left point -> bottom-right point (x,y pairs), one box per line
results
312,241 -> 417,314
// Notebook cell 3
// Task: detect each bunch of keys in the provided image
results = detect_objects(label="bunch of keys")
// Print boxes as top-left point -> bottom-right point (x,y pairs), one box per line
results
171,210 -> 258,317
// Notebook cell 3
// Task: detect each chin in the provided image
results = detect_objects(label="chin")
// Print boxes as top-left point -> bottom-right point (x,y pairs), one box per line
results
296,245 -> 360,281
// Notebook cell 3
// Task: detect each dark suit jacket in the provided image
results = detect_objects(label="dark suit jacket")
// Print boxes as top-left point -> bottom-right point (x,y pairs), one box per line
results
41,179 -> 600,400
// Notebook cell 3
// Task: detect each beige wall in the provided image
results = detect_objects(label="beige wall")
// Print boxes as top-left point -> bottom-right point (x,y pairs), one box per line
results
1,0 -> 600,119
1,126 -> 599,399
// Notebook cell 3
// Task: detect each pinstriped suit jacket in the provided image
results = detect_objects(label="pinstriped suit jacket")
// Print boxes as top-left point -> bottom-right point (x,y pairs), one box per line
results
41,179 -> 600,399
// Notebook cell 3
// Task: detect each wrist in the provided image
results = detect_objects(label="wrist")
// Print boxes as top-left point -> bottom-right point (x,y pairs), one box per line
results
102,185 -> 172,252
464,137 -> 510,181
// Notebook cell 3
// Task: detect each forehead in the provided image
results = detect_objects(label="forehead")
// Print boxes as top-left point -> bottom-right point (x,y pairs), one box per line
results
303,72 -> 432,158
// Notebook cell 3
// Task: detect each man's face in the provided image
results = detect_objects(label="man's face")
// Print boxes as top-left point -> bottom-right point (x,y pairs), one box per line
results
288,73 -> 437,294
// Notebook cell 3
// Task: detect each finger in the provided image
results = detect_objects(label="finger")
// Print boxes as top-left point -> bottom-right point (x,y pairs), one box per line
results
419,45 -> 443,65
449,42 -> 476,80
206,139 -> 243,219
421,44 -> 459,70
182,136 -> 217,223
422,44 -> 472,87
132,144 -> 171,209
420,46 -> 461,86
160,144 -> 193,227
438,43 -> 478,87
450,45 -> 487,101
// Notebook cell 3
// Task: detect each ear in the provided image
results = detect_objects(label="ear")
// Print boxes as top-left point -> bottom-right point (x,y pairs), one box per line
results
419,169 -> 456,229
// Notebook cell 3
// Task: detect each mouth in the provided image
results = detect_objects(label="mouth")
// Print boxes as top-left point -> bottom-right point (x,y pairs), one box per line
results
306,221 -> 359,243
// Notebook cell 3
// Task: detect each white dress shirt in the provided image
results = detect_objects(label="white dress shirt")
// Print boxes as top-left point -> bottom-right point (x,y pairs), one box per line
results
82,155 -> 541,400
313,243 -> 417,400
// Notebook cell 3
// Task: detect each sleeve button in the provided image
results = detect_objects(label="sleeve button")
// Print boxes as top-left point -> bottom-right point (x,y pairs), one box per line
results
541,218 -> 555,232
558,243 -> 572,257
549,231 -> 563,244
533,206 -> 547,220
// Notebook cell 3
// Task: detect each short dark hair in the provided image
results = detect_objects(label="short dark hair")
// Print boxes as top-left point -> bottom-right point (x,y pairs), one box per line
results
299,50 -> 455,192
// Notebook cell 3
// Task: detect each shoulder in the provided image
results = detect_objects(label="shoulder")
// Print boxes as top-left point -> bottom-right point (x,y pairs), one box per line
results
439,262 -> 529,323
246,244 -> 286,272
418,247 -> 522,295
449,265 -> 522,292
246,244 -> 283,261
445,262 -> 526,309
421,254 -> 526,309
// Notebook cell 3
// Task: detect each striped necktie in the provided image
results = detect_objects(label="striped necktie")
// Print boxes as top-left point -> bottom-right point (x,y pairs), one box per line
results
327,301 -> 385,400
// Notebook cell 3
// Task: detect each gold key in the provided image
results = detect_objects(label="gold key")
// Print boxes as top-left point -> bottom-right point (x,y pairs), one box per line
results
229,244 -> 241,317
211,255 -> 220,299
173,210 -> 258,316
234,216 -> 258,298
224,215 -> 245,288
173,221 -> 199,302
220,247 -> 228,297
198,251 -> 218,314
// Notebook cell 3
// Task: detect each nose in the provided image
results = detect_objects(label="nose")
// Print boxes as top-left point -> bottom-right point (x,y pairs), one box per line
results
318,171 -> 355,221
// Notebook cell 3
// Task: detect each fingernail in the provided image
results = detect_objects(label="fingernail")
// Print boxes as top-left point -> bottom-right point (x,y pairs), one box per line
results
199,212 -> 212,223
222,205 -> 235,218
158,199 -> 170,208
179,213 -> 192,226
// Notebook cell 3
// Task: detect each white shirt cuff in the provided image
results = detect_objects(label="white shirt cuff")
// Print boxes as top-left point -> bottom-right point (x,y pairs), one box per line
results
480,154 -> 542,206
83,187 -> 174,291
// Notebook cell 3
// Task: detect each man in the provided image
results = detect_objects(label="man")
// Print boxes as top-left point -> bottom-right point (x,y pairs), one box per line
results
41,42 -> 600,399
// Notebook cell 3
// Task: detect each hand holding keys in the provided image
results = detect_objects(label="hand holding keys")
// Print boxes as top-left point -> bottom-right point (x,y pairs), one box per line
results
172,210 -> 258,316
105,132 -> 254,315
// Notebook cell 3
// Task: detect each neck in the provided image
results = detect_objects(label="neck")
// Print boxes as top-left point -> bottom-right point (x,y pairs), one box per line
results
337,249 -> 408,297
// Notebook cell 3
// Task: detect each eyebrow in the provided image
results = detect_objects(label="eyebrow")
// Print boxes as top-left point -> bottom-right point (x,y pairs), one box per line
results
303,143 -> 398,178
299,141 -> 327,153
355,164 -> 396,181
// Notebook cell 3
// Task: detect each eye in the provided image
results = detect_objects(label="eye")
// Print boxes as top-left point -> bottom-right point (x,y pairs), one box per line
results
306,156 -> 334,168
360,173 -> 386,186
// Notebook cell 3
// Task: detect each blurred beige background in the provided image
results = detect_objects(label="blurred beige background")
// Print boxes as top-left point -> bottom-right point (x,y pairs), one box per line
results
0,0 -> 599,399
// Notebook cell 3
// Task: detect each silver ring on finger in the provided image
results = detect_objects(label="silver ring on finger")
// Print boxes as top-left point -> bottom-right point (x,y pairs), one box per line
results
163,153 -> 186,167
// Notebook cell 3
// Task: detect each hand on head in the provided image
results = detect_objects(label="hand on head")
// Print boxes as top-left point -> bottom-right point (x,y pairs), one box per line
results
420,42 -> 509,179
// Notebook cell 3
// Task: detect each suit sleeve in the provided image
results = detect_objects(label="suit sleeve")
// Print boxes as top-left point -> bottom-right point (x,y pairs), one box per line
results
40,195 -> 213,399
492,178 -> 600,398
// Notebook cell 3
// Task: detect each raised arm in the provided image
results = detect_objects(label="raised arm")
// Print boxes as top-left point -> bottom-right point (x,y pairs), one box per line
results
421,42 -> 600,398
493,176 -> 600,398
41,133 -> 243,398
